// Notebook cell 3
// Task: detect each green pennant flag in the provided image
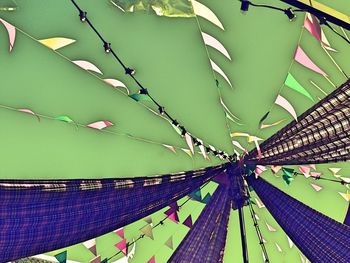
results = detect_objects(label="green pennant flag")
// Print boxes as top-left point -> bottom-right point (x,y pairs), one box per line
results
189,189 -> 202,202
285,73 -> 314,102
55,115 -> 74,123
165,236 -> 174,250
140,224 -> 154,240
129,93 -> 152,102
54,251 -> 67,263
201,193 -> 211,204
282,167 -> 295,185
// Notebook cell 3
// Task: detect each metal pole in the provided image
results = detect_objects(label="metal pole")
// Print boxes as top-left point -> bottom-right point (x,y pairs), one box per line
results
238,207 -> 249,263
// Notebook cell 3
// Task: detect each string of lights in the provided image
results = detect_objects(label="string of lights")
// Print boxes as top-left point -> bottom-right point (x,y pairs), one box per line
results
247,192 -> 270,263
106,180 -> 212,262
239,0 -> 350,46
69,0 -> 237,163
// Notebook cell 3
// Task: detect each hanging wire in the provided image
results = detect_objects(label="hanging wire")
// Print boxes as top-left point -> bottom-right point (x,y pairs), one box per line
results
247,192 -> 270,263
293,171 -> 347,185
318,17 -> 350,46
69,0 -> 236,163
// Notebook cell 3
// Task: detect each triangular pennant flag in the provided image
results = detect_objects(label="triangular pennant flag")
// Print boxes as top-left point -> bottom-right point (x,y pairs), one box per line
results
282,167 -> 295,185
299,165 -> 311,178
39,37 -> 76,50
255,198 -> 265,209
165,236 -> 174,250
181,148 -> 193,157
183,215 -> 193,228
339,192 -> 350,202
169,202 -> 179,212
147,256 -> 156,263
185,133 -> 194,154
162,144 -> 176,154
310,183 -> 322,192
294,46 -> 327,76
201,193 -> 211,204
271,165 -> 282,174
304,14 -> 321,42
129,93 -> 152,102
90,255 -> 101,263
329,168 -> 341,177
310,172 -> 321,179
115,239 -> 128,256
285,73 -> 314,101
189,189 -> 202,202
83,239 -> 97,256
114,227 -> 125,239
140,224 -> 154,240
266,222 -> 277,232
144,216 -> 153,225
275,95 -> 298,121
255,165 -> 267,177
54,251 -> 67,263
287,236 -> 294,248
275,243 -> 283,253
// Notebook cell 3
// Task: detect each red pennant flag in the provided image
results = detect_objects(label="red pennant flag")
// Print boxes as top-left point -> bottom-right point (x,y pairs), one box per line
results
115,239 -> 128,256
114,228 -> 124,239
183,215 -> 193,228
148,256 -> 156,263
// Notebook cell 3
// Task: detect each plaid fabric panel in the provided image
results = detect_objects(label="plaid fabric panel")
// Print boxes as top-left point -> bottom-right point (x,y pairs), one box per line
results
168,185 -> 231,263
248,176 -> 350,262
0,164 -> 227,262
247,79 -> 350,165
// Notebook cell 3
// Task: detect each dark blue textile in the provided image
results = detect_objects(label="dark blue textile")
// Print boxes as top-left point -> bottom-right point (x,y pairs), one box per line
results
0,164 -> 225,262
248,176 -> 350,262
168,185 -> 231,263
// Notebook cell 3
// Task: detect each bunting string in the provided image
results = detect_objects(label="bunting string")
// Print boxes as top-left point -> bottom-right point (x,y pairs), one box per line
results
107,181 -> 213,262
191,1 -> 236,154
0,103 -> 191,155
69,0 -> 236,163
3,20 -> 230,163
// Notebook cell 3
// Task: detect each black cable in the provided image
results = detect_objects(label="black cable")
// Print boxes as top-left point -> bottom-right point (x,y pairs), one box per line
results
319,18 -> 350,46
69,0 -> 236,163
294,171 -> 347,185
247,193 -> 270,263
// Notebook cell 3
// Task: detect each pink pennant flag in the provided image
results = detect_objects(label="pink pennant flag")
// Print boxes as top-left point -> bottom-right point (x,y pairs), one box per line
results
18,108 -> 40,121
310,172 -> 321,179
310,164 -> 316,170
255,165 -> 267,177
0,18 -> 16,51
310,183 -> 322,192
90,256 -> 101,263
148,256 -> 156,263
304,15 -> 321,42
83,239 -> 97,256
169,202 -> 179,212
183,215 -> 193,228
185,133 -> 194,154
165,208 -> 179,224
115,239 -> 128,256
294,46 -> 327,76
87,121 -> 113,130
299,166 -> 311,177
114,228 -> 124,239
73,60 -> 103,74
275,95 -> 297,121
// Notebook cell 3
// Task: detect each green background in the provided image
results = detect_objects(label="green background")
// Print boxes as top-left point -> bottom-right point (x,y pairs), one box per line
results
0,0 -> 350,262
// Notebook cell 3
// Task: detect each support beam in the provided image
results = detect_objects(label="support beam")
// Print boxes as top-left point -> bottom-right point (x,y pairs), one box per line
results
277,0 -> 350,30
238,208 -> 249,263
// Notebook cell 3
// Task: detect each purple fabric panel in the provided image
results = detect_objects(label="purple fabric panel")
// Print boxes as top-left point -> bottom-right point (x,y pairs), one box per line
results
344,204 -> 350,226
248,176 -> 350,263
168,185 -> 231,263
0,164 -> 226,262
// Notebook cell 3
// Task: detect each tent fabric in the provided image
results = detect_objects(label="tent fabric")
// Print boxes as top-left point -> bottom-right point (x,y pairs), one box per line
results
247,79 -> 350,165
168,184 -> 231,263
0,164 -> 225,262
344,205 -> 350,226
247,176 -> 350,263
